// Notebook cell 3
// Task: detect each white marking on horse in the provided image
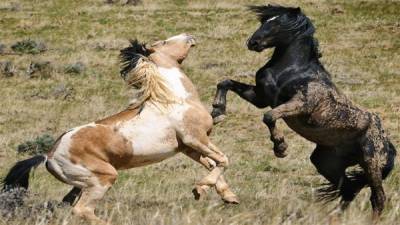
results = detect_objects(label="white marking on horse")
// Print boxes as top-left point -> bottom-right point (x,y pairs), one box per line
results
267,16 -> 279,22
165,33 -> 190,42
158,67 -> 190,99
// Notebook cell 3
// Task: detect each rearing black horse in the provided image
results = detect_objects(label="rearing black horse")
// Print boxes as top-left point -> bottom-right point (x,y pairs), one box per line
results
211,5 -> 396,219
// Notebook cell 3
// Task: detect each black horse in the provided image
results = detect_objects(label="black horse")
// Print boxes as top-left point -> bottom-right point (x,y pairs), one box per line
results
211,5 -> 396,219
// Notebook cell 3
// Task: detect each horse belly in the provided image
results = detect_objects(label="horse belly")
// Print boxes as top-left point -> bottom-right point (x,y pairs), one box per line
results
128,132 -> 179,168
284,117 -> 360,146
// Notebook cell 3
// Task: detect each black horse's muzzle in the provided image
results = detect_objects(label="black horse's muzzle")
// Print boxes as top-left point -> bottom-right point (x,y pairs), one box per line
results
247,38 -> 266,52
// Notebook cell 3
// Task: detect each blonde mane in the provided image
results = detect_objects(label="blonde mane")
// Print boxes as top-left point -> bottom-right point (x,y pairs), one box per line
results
123,56 -> 178,109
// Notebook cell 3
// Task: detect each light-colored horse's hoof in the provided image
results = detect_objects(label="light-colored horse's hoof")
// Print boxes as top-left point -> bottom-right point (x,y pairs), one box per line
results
222,194 -> 240,204
213,114 -> 226,124
192,186 -> 207,200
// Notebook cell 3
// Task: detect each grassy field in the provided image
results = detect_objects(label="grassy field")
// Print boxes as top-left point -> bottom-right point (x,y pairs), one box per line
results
0,0 -> 399,224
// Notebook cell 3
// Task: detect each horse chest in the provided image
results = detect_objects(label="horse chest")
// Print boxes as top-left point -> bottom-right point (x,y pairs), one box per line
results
256,69 -> 286,104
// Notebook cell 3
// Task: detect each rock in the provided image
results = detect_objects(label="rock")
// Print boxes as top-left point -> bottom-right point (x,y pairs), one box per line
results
11,39 -> 47,54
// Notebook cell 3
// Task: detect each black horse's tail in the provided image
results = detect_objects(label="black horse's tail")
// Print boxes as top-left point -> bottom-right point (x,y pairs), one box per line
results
2,155 -> 47,192
317,115 -> 396,203
317,141 -> 396,203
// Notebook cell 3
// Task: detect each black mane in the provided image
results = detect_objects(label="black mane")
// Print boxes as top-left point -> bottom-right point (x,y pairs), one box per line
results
248,4 -> 301,22
249,4 -> 321,58
120,39 -> 152,78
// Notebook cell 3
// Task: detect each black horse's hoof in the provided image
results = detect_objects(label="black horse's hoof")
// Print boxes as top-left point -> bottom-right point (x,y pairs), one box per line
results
211,107 -> 226,124
273,142 -> 288,158
213,115 -> 226,124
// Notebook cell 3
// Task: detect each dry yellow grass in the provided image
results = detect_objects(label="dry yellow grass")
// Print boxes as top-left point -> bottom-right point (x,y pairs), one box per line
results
0,0 -> 399,224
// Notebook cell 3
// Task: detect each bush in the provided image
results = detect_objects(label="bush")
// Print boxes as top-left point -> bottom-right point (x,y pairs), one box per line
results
0,43 -> 6,54
0,61 -> 15,77
26,61 -> 52,78
17,134 -> 55,155
64,62 -> 85,74
11,39 -> 47,54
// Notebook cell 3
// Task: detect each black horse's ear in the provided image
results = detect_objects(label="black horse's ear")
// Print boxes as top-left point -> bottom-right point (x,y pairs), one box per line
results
291,7 -> 301,14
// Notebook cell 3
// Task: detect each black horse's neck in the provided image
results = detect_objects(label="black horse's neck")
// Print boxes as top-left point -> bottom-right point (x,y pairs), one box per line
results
268,36 -> 319,70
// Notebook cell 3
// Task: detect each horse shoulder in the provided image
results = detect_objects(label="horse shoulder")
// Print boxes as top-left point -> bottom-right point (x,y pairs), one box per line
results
181,101 -> 213,137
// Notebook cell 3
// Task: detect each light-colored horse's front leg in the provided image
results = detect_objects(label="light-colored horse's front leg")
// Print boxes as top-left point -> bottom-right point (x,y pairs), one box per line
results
182,148 -> 239,204
178,133 -> 229,197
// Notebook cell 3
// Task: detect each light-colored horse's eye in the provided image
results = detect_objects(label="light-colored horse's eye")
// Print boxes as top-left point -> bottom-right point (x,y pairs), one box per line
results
162,41 -> 167,45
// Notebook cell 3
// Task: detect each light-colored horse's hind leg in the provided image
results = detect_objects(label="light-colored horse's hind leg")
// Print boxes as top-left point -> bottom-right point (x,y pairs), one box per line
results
182,149 -> 239,203
72,165 -> 117,224
73,185 -> 110,224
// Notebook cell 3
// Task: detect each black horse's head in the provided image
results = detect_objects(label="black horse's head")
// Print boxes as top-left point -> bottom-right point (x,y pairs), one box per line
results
247,5 -> 315,52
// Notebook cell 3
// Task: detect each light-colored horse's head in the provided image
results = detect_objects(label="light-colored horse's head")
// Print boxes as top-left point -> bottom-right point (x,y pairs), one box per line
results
119,34 -> 196,109
148,33 -> 196,65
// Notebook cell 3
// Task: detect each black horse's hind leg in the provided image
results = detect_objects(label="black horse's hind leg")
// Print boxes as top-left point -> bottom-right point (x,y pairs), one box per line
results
62,187 -> 82,206
311,145 -> 361,209
358,115 -> 392,220
359,141 -> 385,221
212,79 -> 268,123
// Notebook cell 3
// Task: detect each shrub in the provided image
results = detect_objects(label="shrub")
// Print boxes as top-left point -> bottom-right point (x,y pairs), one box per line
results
17,134 -> 55,155
64,62 -> 85,74
11,39 -> 47,54
0,61 -> 15,77
26,61 -> 52,78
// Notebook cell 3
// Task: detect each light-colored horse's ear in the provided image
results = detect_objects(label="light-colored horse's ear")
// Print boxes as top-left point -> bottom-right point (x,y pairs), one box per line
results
145,43 -> 158,53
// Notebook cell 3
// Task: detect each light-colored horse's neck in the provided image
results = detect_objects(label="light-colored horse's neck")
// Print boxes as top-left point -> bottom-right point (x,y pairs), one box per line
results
149,52 -> 199,101
157,66 -> 199,101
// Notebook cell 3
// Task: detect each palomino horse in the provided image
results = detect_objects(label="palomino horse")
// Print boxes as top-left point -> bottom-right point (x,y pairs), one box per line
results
3,34 -> 238,223
211,5 -> 396,220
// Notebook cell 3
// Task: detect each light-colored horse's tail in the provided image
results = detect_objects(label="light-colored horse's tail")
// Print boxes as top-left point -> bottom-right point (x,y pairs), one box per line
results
2,155 -> 47,194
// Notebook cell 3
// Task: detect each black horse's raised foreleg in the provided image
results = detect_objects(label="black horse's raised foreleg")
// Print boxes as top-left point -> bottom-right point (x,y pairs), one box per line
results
211,79 -> 268,123
263,95 -> 305,157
